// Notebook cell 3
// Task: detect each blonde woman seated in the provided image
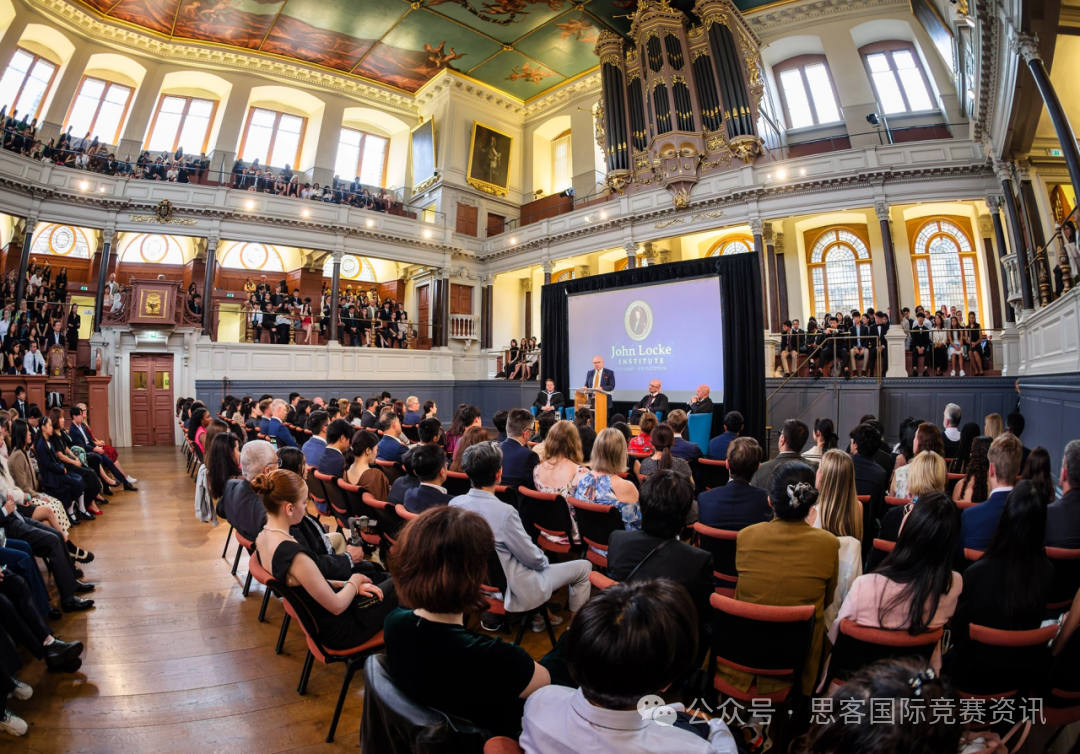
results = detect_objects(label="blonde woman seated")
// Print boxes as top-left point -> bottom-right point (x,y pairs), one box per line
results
532,421 -> 588,498
253,469 -> 396,650
870,452 -> 948,573
809,449 -> 864,631
574,428 -> 640,531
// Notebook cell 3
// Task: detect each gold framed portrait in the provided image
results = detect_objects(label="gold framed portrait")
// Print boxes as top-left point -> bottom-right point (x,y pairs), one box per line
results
466,122 -> 513,197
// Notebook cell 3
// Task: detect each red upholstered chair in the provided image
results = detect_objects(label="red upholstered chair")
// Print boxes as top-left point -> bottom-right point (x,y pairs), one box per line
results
247,548 -> 293,654
306,466 -> 329,515
480,550 -> 557,647
821,620 -> 944,689
484,738 -> 525,754
947,472 -> 965,482
693,522 -> 739,598
362,491 -> 406,549
963,548 -> 984,562
708,594 -> 815,704
856,495 -> 870,505
269,575 -> 385,743
697,458 -> 729,490
401,424 -> 420,443
588,571 -> 618,590
1047,547 -> 1080,611
493,484 -> 518,508
443,470 -> 471,497
872,538 -> 895,556
884,496 -> 911,507
1041,624 -> 1080,750
221,522 -> 235,560
955,499 -> 979,510
567,496 -> 624,568
517,487 -> 574,555
375,459 -> 403,485
395,504 -> 418,521
314,470 -> 349,532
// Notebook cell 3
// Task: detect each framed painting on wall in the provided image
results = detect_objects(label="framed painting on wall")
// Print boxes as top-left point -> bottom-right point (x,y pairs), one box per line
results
466,121 -> 512,197
412,117 -> 437,194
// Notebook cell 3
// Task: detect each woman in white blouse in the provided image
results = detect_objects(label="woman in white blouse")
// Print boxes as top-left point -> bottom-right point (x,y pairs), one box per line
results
809,449 -> 864,632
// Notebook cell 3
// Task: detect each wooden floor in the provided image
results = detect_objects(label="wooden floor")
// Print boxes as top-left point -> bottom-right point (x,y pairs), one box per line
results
7,446 -> 565,753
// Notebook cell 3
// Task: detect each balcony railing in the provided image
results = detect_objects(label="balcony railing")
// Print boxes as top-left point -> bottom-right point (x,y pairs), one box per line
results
448,313 -> 479,343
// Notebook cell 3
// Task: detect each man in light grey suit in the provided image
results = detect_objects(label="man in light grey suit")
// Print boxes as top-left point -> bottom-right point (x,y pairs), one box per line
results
450,442 -> 591,633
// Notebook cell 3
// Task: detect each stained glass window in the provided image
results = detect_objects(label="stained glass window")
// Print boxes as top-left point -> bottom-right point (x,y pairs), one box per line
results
910,218 -> 982,323
806,227 -> 874,320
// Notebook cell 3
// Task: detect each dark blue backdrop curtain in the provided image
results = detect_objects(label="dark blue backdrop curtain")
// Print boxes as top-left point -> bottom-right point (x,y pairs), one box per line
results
539,254 -> 766,449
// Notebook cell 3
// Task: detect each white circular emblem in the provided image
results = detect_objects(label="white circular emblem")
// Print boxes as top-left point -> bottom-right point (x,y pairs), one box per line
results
624,299 -> 652,341
340,255 -> 361,279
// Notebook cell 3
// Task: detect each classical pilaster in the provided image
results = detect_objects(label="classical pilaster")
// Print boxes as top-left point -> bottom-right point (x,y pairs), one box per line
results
875,201 -> 901,324
93,224 -> 113,333
202,233 -> 219,336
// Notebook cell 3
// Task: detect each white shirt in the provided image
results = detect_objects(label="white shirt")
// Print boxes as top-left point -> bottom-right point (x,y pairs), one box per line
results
419,482 -> 447,494
944,426 -> 961,442
23,350 -> 45,374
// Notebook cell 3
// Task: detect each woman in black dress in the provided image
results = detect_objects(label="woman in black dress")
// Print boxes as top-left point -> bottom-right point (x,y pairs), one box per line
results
253,469 -> 395,650
66,304 -> 80,351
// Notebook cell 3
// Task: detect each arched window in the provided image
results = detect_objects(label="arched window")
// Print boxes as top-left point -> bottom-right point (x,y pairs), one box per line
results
910,218 -> 981,321
706,234 -> 754,257
553,268 -> 574,282
0,48 -> 59,120
117,233 -> 186,265
219,242 -> 285,272
806,227 -> 874,320
322,254 -> 376,282
30,224 -> 91,258
146,95 -> 217,154
65,76 -> 134,144
552,130 -> 572,194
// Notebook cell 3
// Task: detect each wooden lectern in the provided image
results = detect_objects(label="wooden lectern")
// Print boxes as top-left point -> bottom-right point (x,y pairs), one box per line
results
575,388 -> 609,431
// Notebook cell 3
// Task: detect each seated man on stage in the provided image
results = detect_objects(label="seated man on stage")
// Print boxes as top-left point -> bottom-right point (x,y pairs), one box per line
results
867,310 -> 890,377
687,384 -> 713,414
779,320 -> 802,377
818,316 -> 849,379
849,313 -> 872,377
584,355 -> 615,393
533,379 -> 565,414
629,380 -> 668,424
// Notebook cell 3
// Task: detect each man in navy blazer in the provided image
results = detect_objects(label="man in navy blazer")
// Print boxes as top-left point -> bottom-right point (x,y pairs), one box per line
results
1047,439 -> 1080,548
500,409 -> 539,489
666,410 -> 702,464
697,437 -> 771,530
403,444 -> 452,514
301,411 -> 330,469
266,399 -> 298,448
959,433 -> 1022,553
584,355 -> 615,392
707,411 -> 743,460
316,419 -> 354,478
376,412 -> 410,463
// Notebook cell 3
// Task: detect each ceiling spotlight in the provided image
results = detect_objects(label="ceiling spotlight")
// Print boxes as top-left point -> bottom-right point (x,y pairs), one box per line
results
98,186 -> 107,193
510,237 -> 517,245
301,209 -> 309,218
246,200 -> 255,210
799,168 -> 807,176
79,181 -> 88,190
776,169 -> 787,180
765,173 -> 772,180
600,211 -> 607,219
423,230 -> 431,238
366,219 -> 374,227
866,112 -> 880,126
584,216 -> 591,222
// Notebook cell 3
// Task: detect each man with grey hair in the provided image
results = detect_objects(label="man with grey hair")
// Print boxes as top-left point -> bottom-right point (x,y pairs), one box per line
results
266,398 -> 298,448
500,408 -> 538,488
450,442 -> 591,634
942,403 -> 962,459
1047,439 -> 1080,548
403,396 -> 422,425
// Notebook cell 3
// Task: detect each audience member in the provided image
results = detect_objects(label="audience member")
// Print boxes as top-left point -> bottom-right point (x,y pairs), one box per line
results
889,422 -> 943,498
952,436 -> 990,505
949,421 -> 981,474
492,409 -> 509,442
417,417 -> 442,445
402,444 -> 450,514
707,410 -> 743,460
849,422 -> 887,542
206,431 -> 242,501
446,405 -> 481,457
727,463 -> 838,696
316,419 -> 353,478
636,424 -> 692,481
812,449 -> 864,630
450,443 -> 591,634
750,419 -> 811,489
387,447 -> 420,506
531,411 -> 560,461
449,426 -> 488,473
665,410 -> 702,463
343,430 -> 389,501
385,506 -> 549,739
941,403 -> 962,459
402,396 -> 422,425
627,412 -> 656,455
1023,446 -> 1056,507
984,412 -> 1003,439
802,417 -> 837,464
532,421 -> 587,500
500,409 -> 539,488
376,411 -> 409,463
1006,412 -> 1030,473
520,580 -> 738,754
696,437 -> 770,530
265,399 -> 298,448
575,428 -> 640,531
959,433 -> 1022,553
876,451 -> 947,566
1047,439 -> 1080,548
301,411 -> 329,468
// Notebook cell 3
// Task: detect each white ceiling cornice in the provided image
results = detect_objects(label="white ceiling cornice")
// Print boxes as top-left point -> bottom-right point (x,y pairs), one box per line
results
745,0 -> 909,35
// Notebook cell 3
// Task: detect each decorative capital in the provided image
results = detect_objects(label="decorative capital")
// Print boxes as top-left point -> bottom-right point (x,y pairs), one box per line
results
623,240 -> 638,257
331,248 -> 345,262
748,218 -> 764,236
874,201 -> 890,222
1014,159 -> 1031,181
101,226 -> 115,244
24,216 -> 37,236
437,266 -> 449,278
774,231 -> 784,255
482,273 -> 496,286
206,233 -> 220,250
523,279 -> 533,293
993,160 -> 1014,184
985,194 -> 1003,212
977,214 -> 994,236
1013,32 -> 1041,64
541,260 -> 553,274
762,223 -> 773,243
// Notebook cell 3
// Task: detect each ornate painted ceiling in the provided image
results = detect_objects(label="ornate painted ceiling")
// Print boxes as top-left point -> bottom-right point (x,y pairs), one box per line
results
72,0 -> 776,100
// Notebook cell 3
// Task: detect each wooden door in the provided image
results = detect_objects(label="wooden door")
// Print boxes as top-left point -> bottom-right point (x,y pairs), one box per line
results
450,283 -> 473,315
455,204 -> 478,237
417,284 -> 431,349
487,213 -> 505,237
130,354 -> 176,445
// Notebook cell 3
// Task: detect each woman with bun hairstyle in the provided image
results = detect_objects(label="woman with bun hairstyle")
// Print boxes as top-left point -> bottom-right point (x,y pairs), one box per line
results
722,462 -> 840,697
253,469 -> 396,649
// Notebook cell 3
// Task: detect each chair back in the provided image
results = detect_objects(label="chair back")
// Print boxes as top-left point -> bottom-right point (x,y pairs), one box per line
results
395,503 -> 418,521
375,459 -> 403,485
589,572 -> 618,590
517,487 -> 573,554
493,484 -> 518,508
568,496 -> 624,568
1047,547 -> 1080,610
361,654 -> 489,754
825,620 -> 944,686
248,548 -> 272,587
443,470 -> 471,497
884,496 -> 911,507
234,530 -> 256,552
709,594 -> 815,702
401,424 -> 420,443
947,472 -> 965,482
314,470 -> 349,528
693,522 -> 739,594
306,467 -> 328,510
952,623 -> 1059,698
336,479 -> 383,547
963,548 -> 984,562
363,491 -> 406,543
697,458 -> 729,490
856,495 -> 870,504
687,412 -> 712,450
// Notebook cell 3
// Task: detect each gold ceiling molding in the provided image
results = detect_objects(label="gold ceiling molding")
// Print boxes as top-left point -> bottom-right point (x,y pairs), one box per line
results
744,0 -> 908,34
29,0 -> 418,115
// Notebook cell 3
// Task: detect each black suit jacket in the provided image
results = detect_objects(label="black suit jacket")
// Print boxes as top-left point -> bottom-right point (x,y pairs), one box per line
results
608,530 -> 713,635
584,368 -> 615,392
388,474 -> 420,506
697,480 -> 772,531
500,438 -> 539,489
852,452 -> 887,539
360,411 -> 378,429
403,484 -> 452,514
871,321 -> 890,346
631,392 -> 669,417
533,391 -> 565,412
688,396 -> 714,415
14,399 -> 26,418
1046,489 -> 1080,548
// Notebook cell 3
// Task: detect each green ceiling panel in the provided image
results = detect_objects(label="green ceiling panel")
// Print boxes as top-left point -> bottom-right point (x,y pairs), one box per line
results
422,0 -> 564,45
468,49 -> 565,99
513,10 -> 601,78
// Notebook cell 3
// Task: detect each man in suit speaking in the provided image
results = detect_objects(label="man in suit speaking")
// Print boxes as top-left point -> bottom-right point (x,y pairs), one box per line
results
630,380 -> 669,423
584,355 -> 615,392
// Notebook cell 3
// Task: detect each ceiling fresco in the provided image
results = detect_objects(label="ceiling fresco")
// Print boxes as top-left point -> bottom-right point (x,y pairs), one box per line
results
73,0 -> 782,99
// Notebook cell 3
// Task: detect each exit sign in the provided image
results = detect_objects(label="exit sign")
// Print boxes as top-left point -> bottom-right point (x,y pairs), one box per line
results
226,293 -> 235,298
1048,148 -> 1064,157
80,286 -> 88,291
